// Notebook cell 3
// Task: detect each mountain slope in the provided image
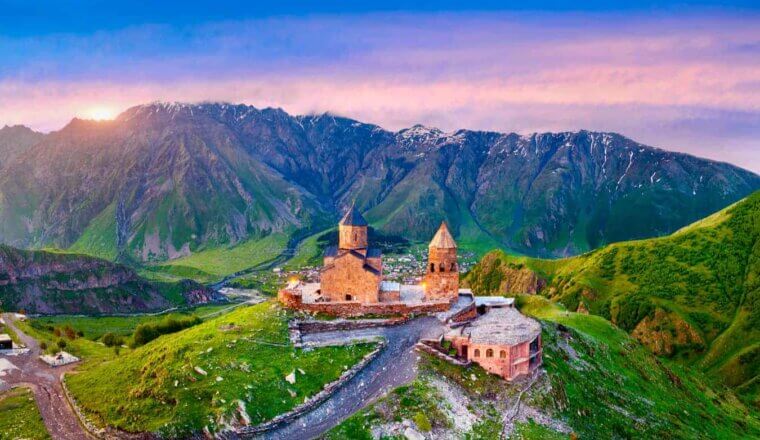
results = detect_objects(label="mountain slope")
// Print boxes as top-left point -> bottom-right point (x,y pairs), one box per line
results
0,102 -> 757,263
0,245 -> 220,314
0,125 -> 44,169
465,190 -> 760,404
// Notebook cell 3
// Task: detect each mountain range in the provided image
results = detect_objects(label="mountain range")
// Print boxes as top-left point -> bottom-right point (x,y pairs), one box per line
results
0,102 -> 758,262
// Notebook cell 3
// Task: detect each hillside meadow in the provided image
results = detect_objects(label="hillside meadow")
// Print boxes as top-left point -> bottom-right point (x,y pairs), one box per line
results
465,190 -> 760,406
63,301 -> 375,437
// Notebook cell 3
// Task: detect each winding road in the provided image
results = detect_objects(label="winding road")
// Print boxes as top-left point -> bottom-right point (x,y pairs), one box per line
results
254,316 -> 447,439
0,313 -> 90,439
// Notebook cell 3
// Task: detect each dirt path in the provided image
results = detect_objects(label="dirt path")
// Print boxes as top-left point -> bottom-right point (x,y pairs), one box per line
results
256,316 -> 446,439
0,314 -> 91,440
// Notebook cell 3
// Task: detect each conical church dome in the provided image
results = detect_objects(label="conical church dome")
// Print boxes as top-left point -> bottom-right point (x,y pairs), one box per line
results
429,222 -> 456,249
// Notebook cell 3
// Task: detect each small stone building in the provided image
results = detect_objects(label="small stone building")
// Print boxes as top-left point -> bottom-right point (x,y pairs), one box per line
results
0,333 -> 12,350
445,307 -> 542,381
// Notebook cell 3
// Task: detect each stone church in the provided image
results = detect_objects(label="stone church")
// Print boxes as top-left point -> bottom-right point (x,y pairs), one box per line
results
279,204 -> 462,315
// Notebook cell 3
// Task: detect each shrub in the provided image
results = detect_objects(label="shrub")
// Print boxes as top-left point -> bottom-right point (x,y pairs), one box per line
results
64,325 -> 77,340
56,339 -> 67,350
413,411 -> 432,432
132,315 -> 202,347
39,341 -> 47,350
101,332 -> 124,347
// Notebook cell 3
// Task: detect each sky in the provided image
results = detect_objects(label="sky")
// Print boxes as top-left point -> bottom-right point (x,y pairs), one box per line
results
1,1 -> 759,172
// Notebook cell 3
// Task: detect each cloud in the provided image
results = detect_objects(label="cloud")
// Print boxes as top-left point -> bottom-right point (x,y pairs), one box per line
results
0,12 -> 758,172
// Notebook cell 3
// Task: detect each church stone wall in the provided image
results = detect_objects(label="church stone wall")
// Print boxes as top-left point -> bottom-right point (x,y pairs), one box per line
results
425,271 -> 459,301
321,253 -> 380,303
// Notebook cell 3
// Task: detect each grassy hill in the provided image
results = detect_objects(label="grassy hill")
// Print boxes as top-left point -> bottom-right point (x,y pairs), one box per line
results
464,190 -> 760,405
63,301 -> 375,437
326,296 -> 759,439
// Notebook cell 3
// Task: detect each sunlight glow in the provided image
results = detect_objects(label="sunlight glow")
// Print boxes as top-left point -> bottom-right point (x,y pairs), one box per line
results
82,106 -> 118,121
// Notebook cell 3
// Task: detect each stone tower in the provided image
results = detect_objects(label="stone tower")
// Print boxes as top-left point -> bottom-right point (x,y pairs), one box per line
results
338,202 -> 368,252
424,222 -> 459,302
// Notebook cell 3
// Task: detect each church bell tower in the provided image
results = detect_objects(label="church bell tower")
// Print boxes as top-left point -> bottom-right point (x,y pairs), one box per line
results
424,222 -> 459,302
338,202 -> 368,252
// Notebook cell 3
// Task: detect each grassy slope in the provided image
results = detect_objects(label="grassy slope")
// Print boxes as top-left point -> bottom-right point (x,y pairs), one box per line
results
464,191 -> 760,403
65,301 -> 374,437
0,387 -> 51,440
327,295 -> 759,439
143,233 -> 288,283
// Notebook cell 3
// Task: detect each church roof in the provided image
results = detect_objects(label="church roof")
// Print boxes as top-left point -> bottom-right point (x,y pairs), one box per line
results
447,307 -> 541,346
429,222 -> 457,249
324,245 -> 338,257
339,202 -> 368,226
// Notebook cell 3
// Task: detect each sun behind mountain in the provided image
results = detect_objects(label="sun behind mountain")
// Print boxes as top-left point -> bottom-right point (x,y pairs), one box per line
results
81,106 -> 118,121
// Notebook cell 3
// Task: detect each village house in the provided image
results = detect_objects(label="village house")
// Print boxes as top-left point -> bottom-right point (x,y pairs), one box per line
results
444,306 -> 542,381
0,333 -> 12,350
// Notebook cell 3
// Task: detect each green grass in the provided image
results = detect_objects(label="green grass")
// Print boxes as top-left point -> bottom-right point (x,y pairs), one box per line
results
521,295 -> 759,439
465,191 -> 760,403
511,420 -> 567,440
146,233 -> 288,283
65,301 -> 375,437
0,387 -> 51,440
27,304 -> 233,340
68,201 -> 119,260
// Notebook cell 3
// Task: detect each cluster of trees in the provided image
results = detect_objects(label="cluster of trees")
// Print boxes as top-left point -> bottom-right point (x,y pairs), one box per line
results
131,315 -> 202,347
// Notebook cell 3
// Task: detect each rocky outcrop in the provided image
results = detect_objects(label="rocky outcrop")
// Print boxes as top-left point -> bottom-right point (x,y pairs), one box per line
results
464,253 -> 546,295
631,308 -> 704,356
0,245 -> 220,315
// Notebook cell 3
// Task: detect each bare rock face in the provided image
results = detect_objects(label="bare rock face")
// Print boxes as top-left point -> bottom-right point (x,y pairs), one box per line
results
0,245 -> 220,314
631,308 -> 704,356
463,253 -> 546,295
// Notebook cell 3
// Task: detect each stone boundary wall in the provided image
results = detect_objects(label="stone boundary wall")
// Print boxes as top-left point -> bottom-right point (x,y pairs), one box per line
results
232,341 -> 387,437
279,287 -> 452,317
415,340 -> 471,367
298,317 -> 408,334
289,317 -> 408,347
61,373 -> 154,440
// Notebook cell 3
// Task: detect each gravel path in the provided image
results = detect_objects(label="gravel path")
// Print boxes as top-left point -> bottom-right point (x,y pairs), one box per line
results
0,314 -> 90,440
257,316 -> 446,440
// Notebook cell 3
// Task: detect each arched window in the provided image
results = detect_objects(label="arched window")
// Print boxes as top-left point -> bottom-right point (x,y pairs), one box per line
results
473,349 -> 480,358
353,232 -> 357,241
439,263 -> 445,272
430,263 -> 435,272
500,350 -> 507,359
450,262 -> 457,271
486,349 -> 494,358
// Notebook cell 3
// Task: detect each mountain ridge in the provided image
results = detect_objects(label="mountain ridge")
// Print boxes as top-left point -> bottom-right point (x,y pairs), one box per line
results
0,102 -> 758,262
